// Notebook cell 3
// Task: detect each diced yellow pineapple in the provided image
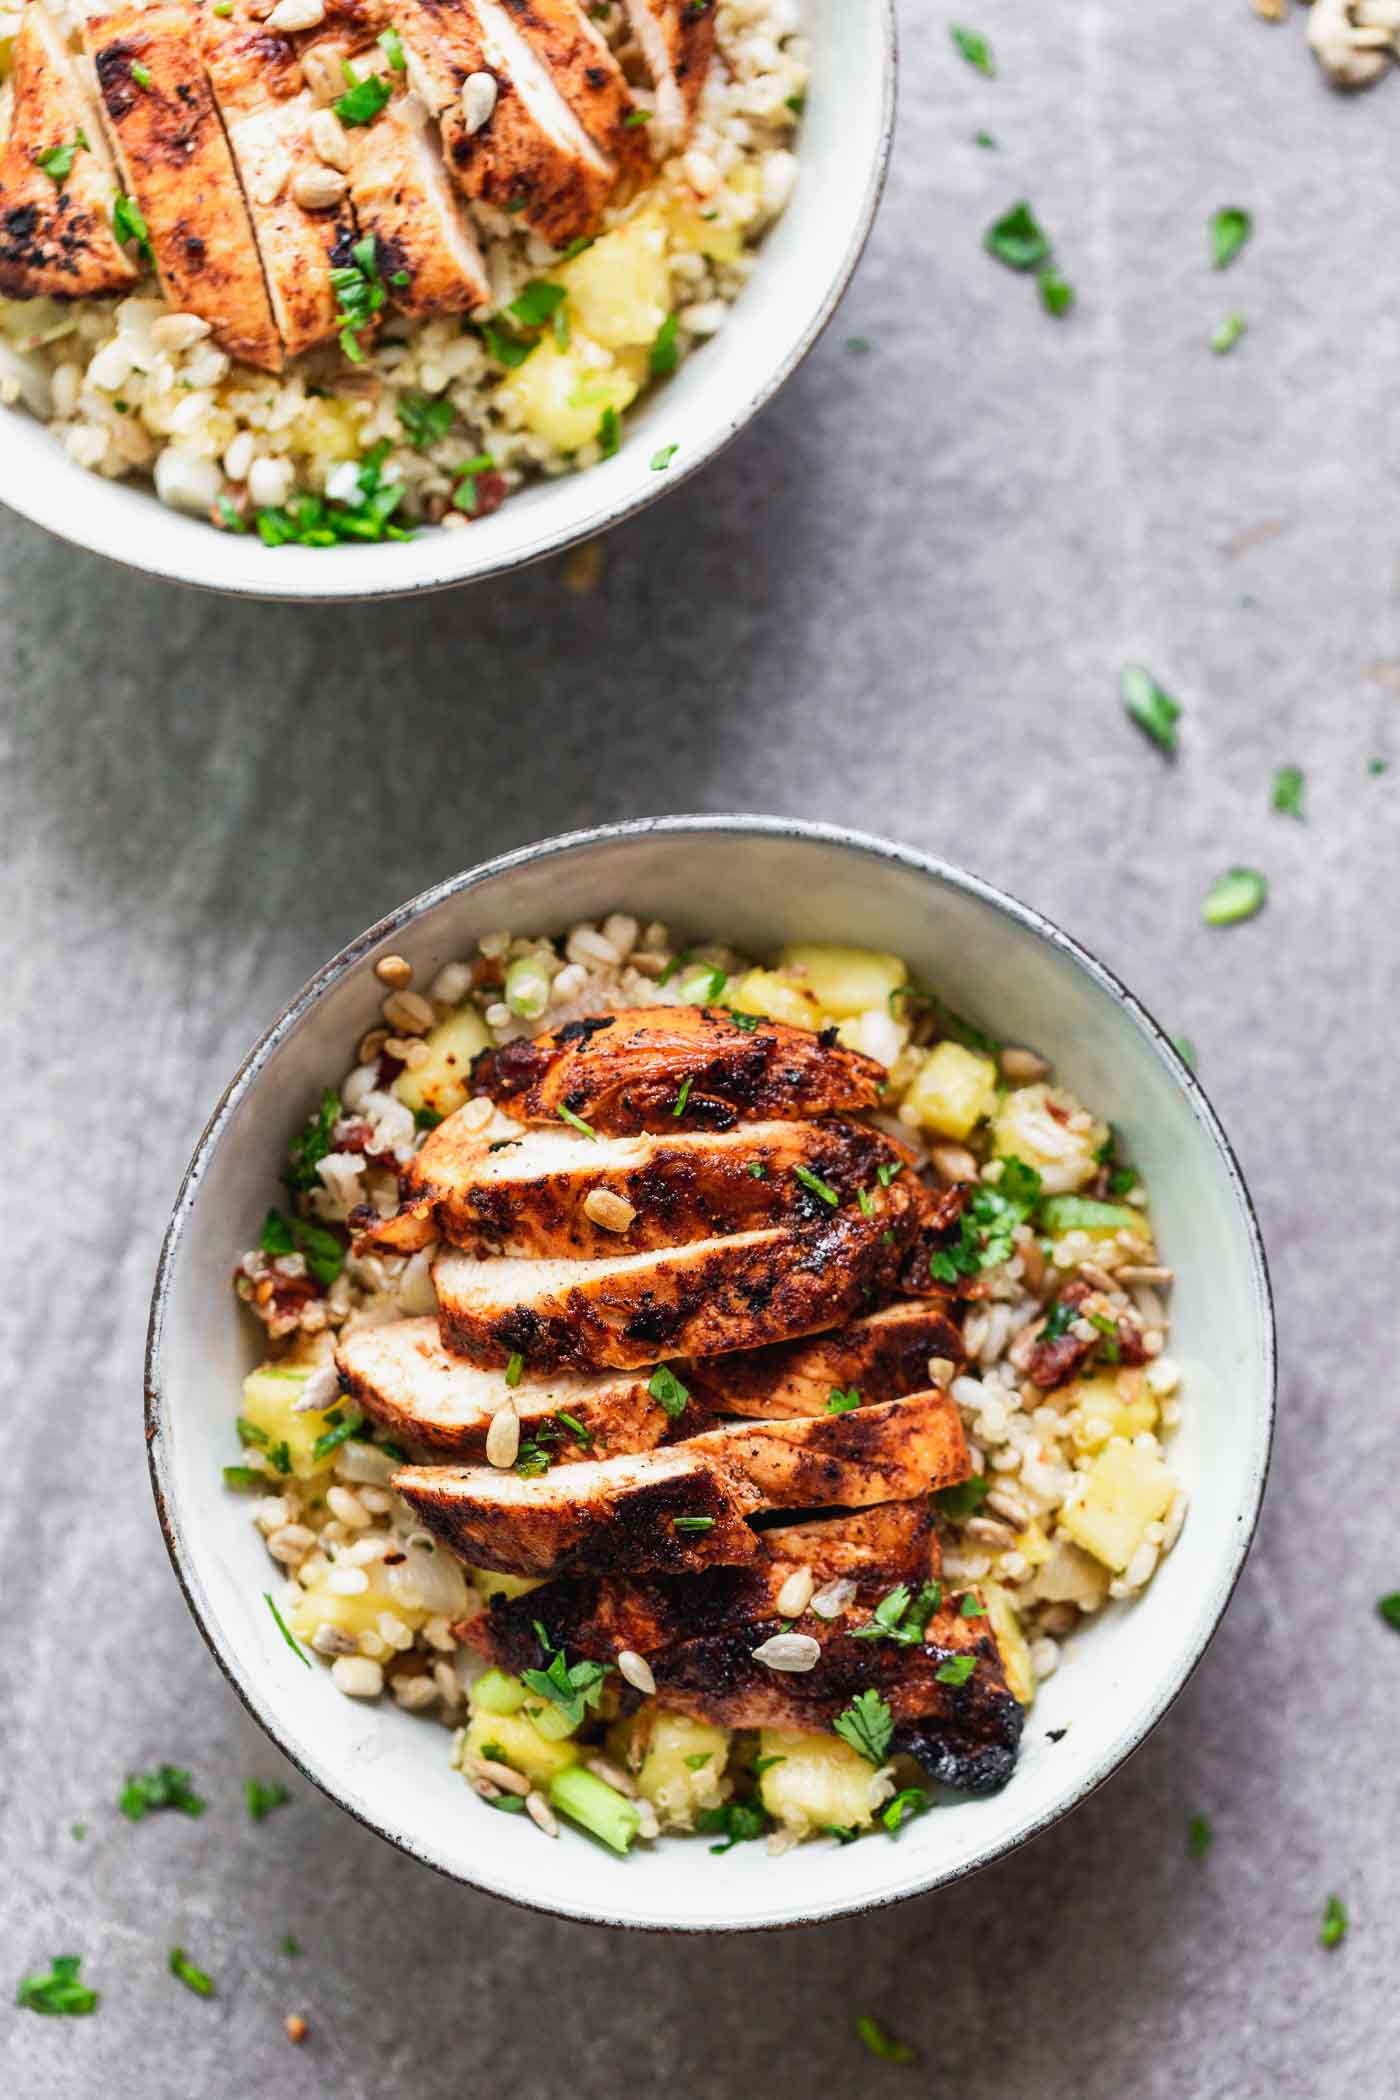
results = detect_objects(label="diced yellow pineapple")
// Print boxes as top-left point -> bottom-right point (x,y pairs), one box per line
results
775,942 -> 907,1019
288,1564 -> 427,1644
461,1707 -> 582,1788
905,1040 -> 1000,1140
240,1364 -> 338,1480
607,1707 -> 732,1831
757,1728 -> 892,1839
392,1004 -> 491,1119
292,395 -> 362,462
992,1082 -> 1109,1193
1028,1537 -> 1110,1611
729,967 -> 822,1030
466,1566 -> 545,1605
981,1581 -> 1034,1706
666,201 -> 743,262
1060,1441 -> 1176,1573
498,334 -> 639,452
1014,1520 -> 1053,1569
1064,1368 -> 1159,1451
558,211 -> 670,350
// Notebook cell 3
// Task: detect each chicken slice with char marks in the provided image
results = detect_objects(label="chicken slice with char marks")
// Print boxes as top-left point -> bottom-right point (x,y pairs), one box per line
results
359,1112 -> 913,1259
474,1006 -> 887,1136
687,1390 -> 969,1508
200,0 -> 353,356
621,0 -> 715,145
686,1301 -> 966,1419
394,0 -> 614,247
86,6 -> 281,370
497,0 -> 646,168
343,76 -> 490,315
0,3 -> 139,300
432,1184 -> 924,1372
335,1314 -> 682,1458
393,1443 -> 762,1576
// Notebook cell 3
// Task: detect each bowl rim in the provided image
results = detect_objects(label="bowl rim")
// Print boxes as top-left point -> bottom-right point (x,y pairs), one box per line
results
145,813 -> 1277,1931
0,5 -> 897,604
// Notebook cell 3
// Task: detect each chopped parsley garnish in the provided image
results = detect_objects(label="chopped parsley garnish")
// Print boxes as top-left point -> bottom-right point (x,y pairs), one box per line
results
793,1163 -> 839,1207
17,1955 -> 98,2017
311,1408 -> 364,1462
244,1778 -> 290,1823
130,60 -> 152,87
649,312 -> 679,375
928,1156 -> 1041,1281
1378,1592 -> 1400,1630
557,1105 -> 597,1138
278,1935 -> 301,1957
1320,1894 -> 1348,1949
34,133 -> 86,183
111,189 -> 153,263
331,234 -> 387,362
853,1580 -> 942,1648
935,1654 -> 977,1687
486,1791 -> 527,1813
1039,1299 -> 1076,1343
950,24 -> 994,75
1272,765 -> 1304,818
856,2015 -> 916,2064
223,1464 -> 265,1491
1187,1813 -> 1213,1860
597,405 -> 621,457
415,1106 -> 445,1131
453,451 -> 498,516
266,1440 -> 292,1476
857,1186 -> 875,1218
514,1438 -> 553,1477
1120,664 -> 1181,754
505,1353 -> 524,1388
648,1365 -> 690,1419
958,1593 -> 987,1617
556,1410 -> 590,1446
260,1205 -> 344,1287
975,128 -> 996,147
684,1752 -> 713,1771
509,279 -> 567,328
825,1823 -> 859,1845
522,1623 -> 612,1729
334,60 -> 392,127
695,1799 -> 767,1854
265,1592 -> 312,1666
168,1947 -> 214,1998
985,199 -> 1050,271
397,390 -> 455,450
378,26 -> 407,70
673,1514 -> 715,1533
751,1753 -> 786,1776
673,1073 -> 695,1117
881,1787 -> 928,1833
1211,311 -> 1246,354
256,445 -> 411,546
623,107 -> 652,126
786,91 -> 805,115
833,1687 -> 893,1765
120,1765 -> 206,1823
237,1414 -> 269,1448
826,1385 -> 862,1415
933,1474 -> 990,1519
746,1161 -> 768,1182
1202,867 -> 1267,927
651,444 -> 678,471
876,1159 -> 903,1187
679,962 -> 727,1004
481,319 -> 537,369
71,1822 -> 86,1840
1038,264 -> 1074,316
284,1087 -> 341,1192
1370,757 -> 1389,776
1211,207 -> 1252,270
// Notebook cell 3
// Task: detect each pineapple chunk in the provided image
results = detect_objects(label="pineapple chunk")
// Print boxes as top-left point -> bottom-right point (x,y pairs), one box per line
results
981,1581 -> 1034,1706
1065,1368 -> 1158,1451
608,1707 -> 732,1831
729,967 -> 822,1030
558,211 -> 670,350
666,197 -> 743,263
1060,1441 -> 1176,1573
288,1563 -> 426,1644
906,1040 -> 1000,1140
240,1364 -> 339,1480
775,942 -> 907,1019
1028,1537 -> 1110,1610
498,334 -> 639,453
291,395 -> 361,462
1014,1519 -> 1053,1568
461,1706 -> 581,1788
392,1004 -> 491,1120
993,1082 -> 1108,1194
757,1728 -> 893,1840
466,1566 -> 545,1605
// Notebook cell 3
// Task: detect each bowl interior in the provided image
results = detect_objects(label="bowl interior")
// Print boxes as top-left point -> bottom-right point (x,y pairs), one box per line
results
0,1 -> 892,600
149,819 -> 1273,1930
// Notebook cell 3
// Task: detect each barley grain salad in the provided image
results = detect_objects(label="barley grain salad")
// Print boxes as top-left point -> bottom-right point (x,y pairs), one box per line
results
0,0 -> 803,543
229,918 -> 1188,1859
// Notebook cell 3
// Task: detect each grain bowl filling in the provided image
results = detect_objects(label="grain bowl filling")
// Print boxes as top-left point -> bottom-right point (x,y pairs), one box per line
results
228,921 -> 1188,1858
0,0 -> 804,544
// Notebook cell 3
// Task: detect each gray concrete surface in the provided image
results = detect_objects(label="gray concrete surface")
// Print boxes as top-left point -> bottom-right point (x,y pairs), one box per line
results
4,2 -> 1399,2093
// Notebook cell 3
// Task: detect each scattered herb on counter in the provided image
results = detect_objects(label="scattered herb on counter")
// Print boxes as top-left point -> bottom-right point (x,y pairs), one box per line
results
1038,265 -> 1074,317
265,1592 -> 311,1666
1120,664 -> 1181,753
951,24 -> 994,75
1369,757 -> 1389,776
827,1385 -> 862,1415
120,1765 -> 206,1823
845,334 -> 871,353
935,1655 -> 977,1687
856,2014 -> 916,2064
16,1956 -> 99,2017
334,60 -> 392,127
169,1947 -> 214,1998
1378,1592 -> 1400,1630
1320,1894 -> 1348,1949
793,1164 -> 839,1207
1188,1813 -> 1213,1860
396,391 -> 455,450
1202,867 -> 1267,926
278,1935 -> 301,1957
1211,312 -> 1247,354
696,1800 -> 767,1854
34,133 -> 86,182
833,1688 -> 894,1765
244,1778 -> 291,1823
1272,765 -> 1304,818
1211,207 -> 1252,270
985,199 -> 1051,271
974,128 -> 996,147
71,1822 -> 86,1840
557,1106 -> 597,1138
522,1625 -> 612,1730
648,1365 -> 690,1418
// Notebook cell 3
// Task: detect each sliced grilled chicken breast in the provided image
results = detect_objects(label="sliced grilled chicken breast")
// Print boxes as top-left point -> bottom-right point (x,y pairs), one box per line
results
86,7 -> 281,370
475,1006 -> 887,1135
0,4 -> 139,300
336,1314 -> 678,1458
687,1391 -> 969,1508
687,1301 -> 966,1419
201,0 -> 352,356
362,1113 -> 912,1259
433,1200 -> 920,1372
345,82 -> 490,315
393,1444 -> 762,1576
395,0 -> 614,246
621,0 -> 715,144
498,0 -> 643,165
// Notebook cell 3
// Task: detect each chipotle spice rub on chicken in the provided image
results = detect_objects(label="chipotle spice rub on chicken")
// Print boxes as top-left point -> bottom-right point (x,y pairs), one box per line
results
230,920 -> 1187,1854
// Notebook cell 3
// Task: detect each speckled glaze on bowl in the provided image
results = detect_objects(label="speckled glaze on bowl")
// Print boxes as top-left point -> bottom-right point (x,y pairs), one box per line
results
146,817 -> 1275,1932
0,2 -> 894,601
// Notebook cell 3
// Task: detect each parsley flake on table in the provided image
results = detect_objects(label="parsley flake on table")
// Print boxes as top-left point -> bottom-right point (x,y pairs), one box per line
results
985,200 -> 1051,271
1120,664 -> 1181,753
120,1765 -> 206,1822
1369,757 -> 1389,776
1378,1592 -> 1400,1630
833,1687 -> 893,1765
1272,765 -> 1304,818
648,1365 -> 690,1418
1202,867 -> 1268,926
1188,1813 -> 1213,1860
950,24 -> 994,76
1320,1894 -> 1348,1949
1038,265 -> 1074,317
169,1947 -> 214,1998
855,2014 -> 916,2064
1211,312 -> 1246,355
1211,207 -> 1252,270
16,1955 -> 98,2017
244,1778 -> 291,1823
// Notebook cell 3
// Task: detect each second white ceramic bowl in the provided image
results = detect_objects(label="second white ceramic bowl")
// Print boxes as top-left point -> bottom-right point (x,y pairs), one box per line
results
146,817 -> 1274,1931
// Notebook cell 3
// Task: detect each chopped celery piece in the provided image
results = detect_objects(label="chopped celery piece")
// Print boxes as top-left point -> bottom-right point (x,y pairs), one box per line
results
1039,1195 -> 1144,1236
471,1669 -> 527,1717
548,1765 -> 642,1853
522,1698 -> 579,1742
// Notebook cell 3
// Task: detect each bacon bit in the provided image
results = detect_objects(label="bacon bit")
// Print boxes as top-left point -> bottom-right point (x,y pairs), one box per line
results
1028,1279 -> 1148,1389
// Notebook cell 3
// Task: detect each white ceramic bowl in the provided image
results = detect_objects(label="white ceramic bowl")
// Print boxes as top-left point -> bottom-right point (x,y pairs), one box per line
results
0,3 -> 893,600
146,817 -> 1275,1931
